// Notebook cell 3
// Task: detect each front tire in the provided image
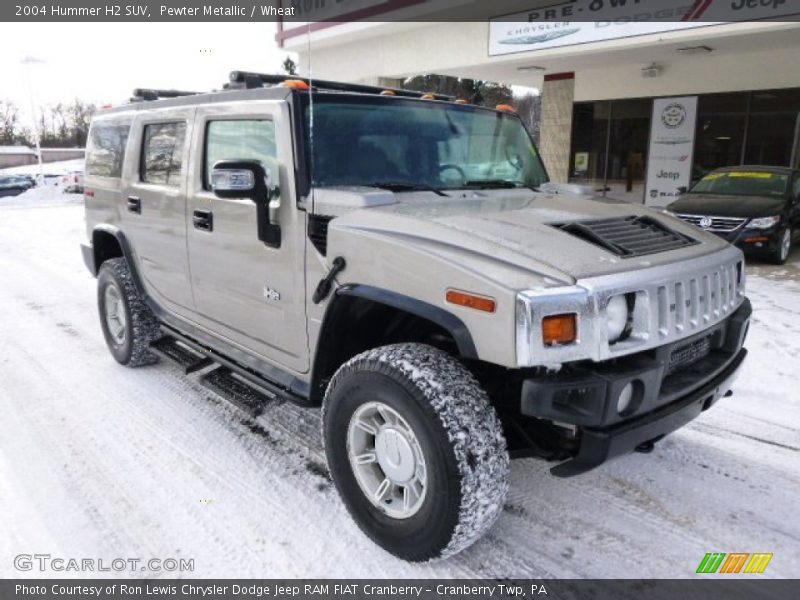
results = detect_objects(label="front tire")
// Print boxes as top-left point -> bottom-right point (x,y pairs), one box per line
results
322,343 -> 509,561
771,227 -> 792,265
97,257 -> 160,367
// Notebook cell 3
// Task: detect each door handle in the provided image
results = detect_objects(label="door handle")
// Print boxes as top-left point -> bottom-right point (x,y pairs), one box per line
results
127,196 -> 141,214
193,209 -> 213,232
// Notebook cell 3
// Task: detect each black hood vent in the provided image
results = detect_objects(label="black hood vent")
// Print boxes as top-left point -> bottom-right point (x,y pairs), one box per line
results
552,216 -> 698,258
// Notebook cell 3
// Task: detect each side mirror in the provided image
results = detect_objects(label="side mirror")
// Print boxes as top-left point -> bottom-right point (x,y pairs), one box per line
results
211,160 -> 281,248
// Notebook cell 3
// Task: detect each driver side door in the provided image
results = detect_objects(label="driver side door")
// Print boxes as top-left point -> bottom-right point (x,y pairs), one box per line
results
186,101 -> 308,375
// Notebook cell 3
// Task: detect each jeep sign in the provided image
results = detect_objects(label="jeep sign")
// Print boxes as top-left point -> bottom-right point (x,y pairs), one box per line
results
645,96 -> 698,208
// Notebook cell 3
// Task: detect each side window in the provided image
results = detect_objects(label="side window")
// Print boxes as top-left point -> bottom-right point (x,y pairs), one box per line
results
793,174 -> 800,200
141,122 -> 186,186
205,119 -> 276,189
86,122 -> 130,178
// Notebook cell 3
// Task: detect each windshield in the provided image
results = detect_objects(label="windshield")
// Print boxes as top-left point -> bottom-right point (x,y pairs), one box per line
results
303,94 -> 548,191
689,170 -> 789,198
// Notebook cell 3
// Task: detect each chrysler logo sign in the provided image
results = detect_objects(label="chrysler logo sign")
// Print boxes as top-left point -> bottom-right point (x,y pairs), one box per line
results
661,103 -> 687,129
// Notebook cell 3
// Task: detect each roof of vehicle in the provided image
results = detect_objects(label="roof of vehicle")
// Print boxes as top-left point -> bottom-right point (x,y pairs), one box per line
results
94,71 -> 499,119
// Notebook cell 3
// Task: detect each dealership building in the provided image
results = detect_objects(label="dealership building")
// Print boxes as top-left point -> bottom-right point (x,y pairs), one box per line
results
279,1 -> 800,206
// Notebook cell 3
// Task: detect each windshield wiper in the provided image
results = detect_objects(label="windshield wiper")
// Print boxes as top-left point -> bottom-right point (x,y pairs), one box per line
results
371,182 -> 448,196
464,179 -> 524,190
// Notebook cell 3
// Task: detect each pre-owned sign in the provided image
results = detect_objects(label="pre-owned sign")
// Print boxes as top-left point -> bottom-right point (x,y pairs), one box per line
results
645,96 -> 698,208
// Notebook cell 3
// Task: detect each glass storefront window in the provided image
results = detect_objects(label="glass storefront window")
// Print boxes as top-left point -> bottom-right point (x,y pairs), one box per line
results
569,101 -> 610,193
744,113 -> 798,166
570,88 -> 800,203
693,115 -> 747,182
605,99 -> 651,203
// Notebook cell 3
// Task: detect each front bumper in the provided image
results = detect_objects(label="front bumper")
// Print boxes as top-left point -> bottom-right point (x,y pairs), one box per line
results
521,299 -> 751,476
714,226 -> 781,256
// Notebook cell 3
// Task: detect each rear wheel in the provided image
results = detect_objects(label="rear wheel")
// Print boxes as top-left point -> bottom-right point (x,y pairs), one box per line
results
322,343 -> 509,561
771,227 -> 792,265
97,258 -> 161,366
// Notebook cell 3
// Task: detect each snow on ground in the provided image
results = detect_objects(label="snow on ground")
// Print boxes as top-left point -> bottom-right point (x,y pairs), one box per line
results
0,186 -> 798,579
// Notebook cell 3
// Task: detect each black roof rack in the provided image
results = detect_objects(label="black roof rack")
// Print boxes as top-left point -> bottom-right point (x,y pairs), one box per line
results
131,88 -> 201,102
226,71 -> 454,101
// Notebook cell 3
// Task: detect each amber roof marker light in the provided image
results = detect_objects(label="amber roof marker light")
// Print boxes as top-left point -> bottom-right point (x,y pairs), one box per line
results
446,290 -> 497,313
281,80 -> 310,90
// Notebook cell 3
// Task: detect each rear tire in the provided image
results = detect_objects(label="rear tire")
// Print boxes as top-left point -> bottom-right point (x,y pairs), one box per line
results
322,343 -> 509,561
97,258 -> 160,367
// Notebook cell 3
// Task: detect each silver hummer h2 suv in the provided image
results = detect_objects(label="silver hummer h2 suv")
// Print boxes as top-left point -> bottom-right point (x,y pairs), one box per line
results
81,72 -> 750,562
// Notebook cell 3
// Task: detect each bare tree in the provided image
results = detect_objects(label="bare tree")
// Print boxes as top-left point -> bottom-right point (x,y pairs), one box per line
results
283,57 -> 298,76
514,93 -> 541,146
36,99 -> 96,147
403,74 -> 512,108
0,100 -> 32,146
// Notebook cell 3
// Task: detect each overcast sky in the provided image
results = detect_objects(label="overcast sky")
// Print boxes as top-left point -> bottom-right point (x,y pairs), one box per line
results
1,23 -> 293,126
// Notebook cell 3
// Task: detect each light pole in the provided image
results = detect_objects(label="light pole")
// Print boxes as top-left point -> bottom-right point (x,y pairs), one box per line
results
21,55 -> 46,186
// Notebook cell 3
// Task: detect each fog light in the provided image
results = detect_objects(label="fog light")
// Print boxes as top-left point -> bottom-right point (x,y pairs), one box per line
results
617,382 -> 637,415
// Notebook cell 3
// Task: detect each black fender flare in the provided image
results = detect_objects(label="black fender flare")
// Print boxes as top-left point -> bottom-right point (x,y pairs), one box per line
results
84,225 -> 148,295
309,283 -> 479,403
335,285 -> 478,359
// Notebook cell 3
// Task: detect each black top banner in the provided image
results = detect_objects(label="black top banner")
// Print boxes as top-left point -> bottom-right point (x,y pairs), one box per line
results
3,0 -> 800,22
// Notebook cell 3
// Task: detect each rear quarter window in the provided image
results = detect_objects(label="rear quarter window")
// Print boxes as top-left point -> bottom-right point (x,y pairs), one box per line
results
141,122 -> 187,186
85,121 -> 130,178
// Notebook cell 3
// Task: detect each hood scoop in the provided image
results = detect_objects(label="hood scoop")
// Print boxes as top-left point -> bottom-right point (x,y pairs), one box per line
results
552,215 -> 698,258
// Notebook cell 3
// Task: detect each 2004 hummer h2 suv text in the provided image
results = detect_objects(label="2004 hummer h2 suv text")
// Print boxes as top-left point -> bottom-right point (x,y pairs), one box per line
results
81,72 -> 750,561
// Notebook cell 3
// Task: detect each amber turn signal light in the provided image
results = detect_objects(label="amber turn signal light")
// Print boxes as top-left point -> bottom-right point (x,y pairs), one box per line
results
421,93 -> 436,100
542,314 -> 577,346
496,104 -> 516,113
446,290 -> 496,313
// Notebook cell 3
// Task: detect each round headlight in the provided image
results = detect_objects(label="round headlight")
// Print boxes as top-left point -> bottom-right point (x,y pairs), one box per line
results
606,294 -> 629,343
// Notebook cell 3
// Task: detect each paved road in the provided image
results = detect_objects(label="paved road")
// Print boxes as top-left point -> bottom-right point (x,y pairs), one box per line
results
1,195 -> 798,578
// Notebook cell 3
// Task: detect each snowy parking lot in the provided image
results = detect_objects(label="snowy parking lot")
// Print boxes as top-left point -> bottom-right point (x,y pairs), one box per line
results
0,188 -> 798,579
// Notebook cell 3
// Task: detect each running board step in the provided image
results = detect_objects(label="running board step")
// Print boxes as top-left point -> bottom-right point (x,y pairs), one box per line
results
200,367 -> 282,418
150,337 -> 214,375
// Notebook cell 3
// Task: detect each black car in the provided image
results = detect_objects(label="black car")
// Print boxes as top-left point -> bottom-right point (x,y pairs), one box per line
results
668,166 -> 800,264
0,175 -> 32,197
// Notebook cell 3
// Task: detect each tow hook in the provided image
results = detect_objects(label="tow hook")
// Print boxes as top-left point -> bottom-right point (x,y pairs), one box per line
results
313,257 -> 346,304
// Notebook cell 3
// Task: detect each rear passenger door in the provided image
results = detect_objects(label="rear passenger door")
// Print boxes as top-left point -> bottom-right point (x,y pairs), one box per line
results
124,108 -> 196,315
186,101 -> 308,374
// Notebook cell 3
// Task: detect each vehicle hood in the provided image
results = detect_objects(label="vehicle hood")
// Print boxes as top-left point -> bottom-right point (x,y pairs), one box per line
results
668,193 -> 786,219
328,190 -> 729,286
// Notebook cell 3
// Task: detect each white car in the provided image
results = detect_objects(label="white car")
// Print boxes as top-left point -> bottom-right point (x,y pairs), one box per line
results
62,170 -> 84,193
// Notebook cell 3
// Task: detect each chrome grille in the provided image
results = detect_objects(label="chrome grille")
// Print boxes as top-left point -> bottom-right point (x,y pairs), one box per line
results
677,214 -> 746,233
654,260 -> 743,338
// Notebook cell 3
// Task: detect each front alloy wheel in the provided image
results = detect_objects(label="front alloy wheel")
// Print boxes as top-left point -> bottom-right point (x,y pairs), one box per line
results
347,401 -> 427,519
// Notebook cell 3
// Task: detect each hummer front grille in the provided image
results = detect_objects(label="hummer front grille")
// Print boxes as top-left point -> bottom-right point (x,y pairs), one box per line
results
653,259 -> 743,339
677,214 -> 747,233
